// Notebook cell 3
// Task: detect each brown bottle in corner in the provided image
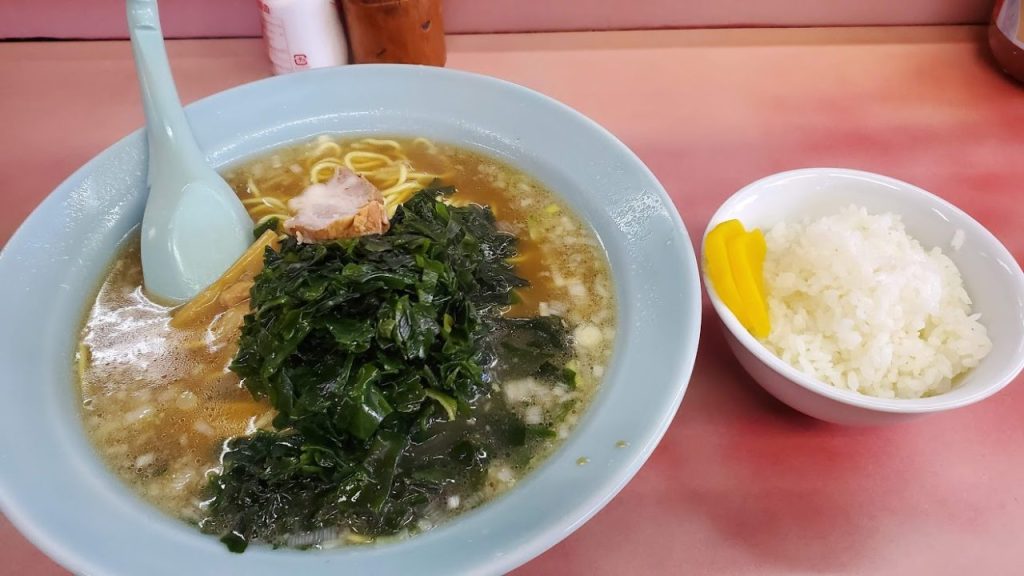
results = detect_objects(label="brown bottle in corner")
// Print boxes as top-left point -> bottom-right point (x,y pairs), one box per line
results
989,0 -> 1024,82
341,0 -> 446,66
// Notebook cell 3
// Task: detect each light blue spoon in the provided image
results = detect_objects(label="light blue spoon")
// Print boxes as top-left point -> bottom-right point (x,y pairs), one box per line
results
127,0 -> 252,303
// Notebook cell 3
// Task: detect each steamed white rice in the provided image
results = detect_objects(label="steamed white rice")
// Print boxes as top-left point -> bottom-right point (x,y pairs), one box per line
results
762,205 -> 992,399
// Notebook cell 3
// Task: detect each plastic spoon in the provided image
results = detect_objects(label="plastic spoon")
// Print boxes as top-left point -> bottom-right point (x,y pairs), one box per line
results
127,0 -> 252,303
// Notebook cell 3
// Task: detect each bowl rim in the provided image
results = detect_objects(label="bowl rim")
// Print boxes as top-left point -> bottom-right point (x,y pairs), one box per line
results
0,63 -> 702,576
702,167 -> 1024,414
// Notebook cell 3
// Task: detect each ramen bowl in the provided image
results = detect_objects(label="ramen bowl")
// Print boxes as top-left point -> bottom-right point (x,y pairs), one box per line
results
0,65 -> 701,575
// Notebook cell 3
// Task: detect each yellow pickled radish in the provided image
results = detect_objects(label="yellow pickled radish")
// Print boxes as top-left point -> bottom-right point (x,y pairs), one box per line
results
747,228 -> 767,298
706,219 -> 771,339
704,220 -> 745,315
726,231 -> 771,339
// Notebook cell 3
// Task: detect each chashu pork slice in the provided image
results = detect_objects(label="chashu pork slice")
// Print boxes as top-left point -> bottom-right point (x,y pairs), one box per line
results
284,168 -> 389,243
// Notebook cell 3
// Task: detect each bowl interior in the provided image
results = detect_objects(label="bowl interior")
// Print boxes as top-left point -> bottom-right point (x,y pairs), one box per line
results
705,168 -> 1024,411
0,65 -> 701,576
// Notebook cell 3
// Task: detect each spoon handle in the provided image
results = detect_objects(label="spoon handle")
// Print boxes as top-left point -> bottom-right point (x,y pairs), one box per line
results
127,0 -> 206,183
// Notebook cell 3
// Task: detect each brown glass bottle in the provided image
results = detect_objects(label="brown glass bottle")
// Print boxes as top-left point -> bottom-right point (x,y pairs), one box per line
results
341,0 -> 446,66
989,0 -> 1024,83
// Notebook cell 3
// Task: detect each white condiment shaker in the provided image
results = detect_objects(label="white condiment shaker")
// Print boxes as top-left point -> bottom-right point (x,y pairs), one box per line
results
259,0 -> 348,75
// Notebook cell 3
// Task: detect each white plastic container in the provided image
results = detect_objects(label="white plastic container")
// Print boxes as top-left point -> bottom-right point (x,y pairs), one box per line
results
259,0 -> 348,75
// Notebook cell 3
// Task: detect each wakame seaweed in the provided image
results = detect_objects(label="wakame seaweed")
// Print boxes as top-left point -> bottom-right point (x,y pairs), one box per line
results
203,188 -> 574,551
251,216 -> 280,239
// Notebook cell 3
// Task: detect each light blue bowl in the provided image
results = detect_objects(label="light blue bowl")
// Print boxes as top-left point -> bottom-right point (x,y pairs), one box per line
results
0,65 -> 701,576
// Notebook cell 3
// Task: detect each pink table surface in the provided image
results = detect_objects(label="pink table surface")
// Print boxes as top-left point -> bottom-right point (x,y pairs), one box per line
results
2,26 -> 1023,576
